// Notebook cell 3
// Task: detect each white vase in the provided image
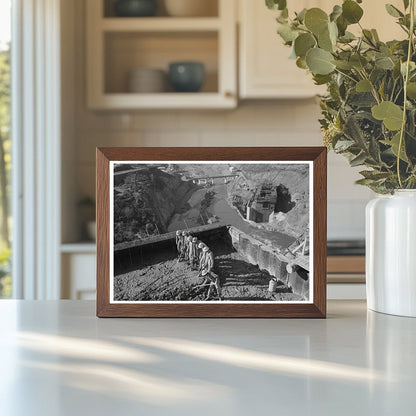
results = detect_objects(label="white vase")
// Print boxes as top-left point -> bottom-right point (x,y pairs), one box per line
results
366,190 -> 416,317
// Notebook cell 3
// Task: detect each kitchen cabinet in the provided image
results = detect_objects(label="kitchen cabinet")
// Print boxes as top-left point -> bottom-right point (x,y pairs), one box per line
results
238,0 -> 404,99
61,245 -> 96,300
239,0 -> 325,99
86,0 -> 237,109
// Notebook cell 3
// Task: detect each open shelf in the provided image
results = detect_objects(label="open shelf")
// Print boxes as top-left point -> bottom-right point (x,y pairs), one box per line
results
87,0 -> 236,109
104,31 -> 218,94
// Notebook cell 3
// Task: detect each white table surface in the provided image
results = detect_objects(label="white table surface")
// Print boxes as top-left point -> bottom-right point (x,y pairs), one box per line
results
0,300 -> 415,416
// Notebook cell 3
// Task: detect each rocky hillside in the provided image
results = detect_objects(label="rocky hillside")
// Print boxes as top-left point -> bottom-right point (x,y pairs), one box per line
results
114,166 -> 194,244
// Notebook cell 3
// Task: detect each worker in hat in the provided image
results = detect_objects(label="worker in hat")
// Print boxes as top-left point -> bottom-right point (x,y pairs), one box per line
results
197,242 -> 207,272
175,230 -> 182,255
183,235 -> 192,263
177,231 -> 187,261
189,236 -> 199,270
199,246 -> 222,301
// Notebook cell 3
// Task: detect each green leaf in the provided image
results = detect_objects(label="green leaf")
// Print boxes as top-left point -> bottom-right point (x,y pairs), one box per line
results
371,29 -> 380,42
334,140 -> 355,152
350,151 -> 367,167
296,8 -> 307,23
318,27 -> 334,52
385,4 -> 404,18
407,82 -> 416,99
372,101 -> 404,131
333,60 -> 352,70
356,79 -> 372,92
403,0 -> 410,10
313,74 -> 332,85
306,48 -> 335,75
339,31 -> 356,43
304,8 -> 329,35
277,23 -> 298,43
383,132 -> 409,162
363,29 -> 376,46
296,57 -> 308,69
294,33 -> 316,58
342,0 -> 364,24
360,170 -> 392,181
330,5 -> 342,22
350,54 -> 368,70
266,0 -> 287,11
375,55 -> 395,70
336,15 -> 348,36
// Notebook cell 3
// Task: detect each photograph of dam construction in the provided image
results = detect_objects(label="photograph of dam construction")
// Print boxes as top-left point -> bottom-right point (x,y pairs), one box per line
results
111,161 -> 311,303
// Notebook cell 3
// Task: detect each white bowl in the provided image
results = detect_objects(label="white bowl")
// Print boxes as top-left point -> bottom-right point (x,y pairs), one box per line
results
128,68 -> 167,93
164,0 -> 217,17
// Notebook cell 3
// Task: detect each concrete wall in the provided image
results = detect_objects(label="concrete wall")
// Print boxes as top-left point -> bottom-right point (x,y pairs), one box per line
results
228,226 -> 309,299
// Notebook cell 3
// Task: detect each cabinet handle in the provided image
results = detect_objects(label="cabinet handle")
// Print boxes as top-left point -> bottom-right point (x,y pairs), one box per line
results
225,91 -> 234,99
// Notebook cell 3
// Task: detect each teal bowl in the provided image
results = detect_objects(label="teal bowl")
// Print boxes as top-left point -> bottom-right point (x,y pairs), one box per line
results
168,62 -> 205,93
114,0 -> 157,17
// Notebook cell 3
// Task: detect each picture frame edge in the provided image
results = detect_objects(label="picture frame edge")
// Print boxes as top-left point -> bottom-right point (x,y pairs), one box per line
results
96,147 -> 327,318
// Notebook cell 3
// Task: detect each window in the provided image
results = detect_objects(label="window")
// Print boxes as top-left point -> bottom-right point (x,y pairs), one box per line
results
0,0 -> 11,298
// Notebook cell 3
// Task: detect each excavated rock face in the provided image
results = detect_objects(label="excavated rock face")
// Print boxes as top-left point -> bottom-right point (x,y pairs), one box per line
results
114,167 -> 195,243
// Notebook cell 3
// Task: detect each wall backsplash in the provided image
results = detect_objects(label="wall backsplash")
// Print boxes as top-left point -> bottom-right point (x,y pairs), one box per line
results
62,0 -> 374,243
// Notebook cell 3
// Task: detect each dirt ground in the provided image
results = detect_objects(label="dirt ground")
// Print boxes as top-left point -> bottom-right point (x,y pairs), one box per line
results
114,249 -> 304,302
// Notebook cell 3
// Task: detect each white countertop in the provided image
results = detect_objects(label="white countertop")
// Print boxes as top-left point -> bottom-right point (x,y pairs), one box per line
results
0,300 -> 415,416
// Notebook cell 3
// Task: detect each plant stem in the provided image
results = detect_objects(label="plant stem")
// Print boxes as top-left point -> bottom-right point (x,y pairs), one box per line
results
397,0 -> 415,188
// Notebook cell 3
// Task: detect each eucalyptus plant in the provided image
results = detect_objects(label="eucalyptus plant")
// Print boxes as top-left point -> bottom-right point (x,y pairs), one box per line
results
266,0 -> 416,193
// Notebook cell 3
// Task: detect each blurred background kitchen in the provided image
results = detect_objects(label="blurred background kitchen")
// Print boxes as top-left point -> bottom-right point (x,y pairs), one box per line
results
2,0 -> 403,300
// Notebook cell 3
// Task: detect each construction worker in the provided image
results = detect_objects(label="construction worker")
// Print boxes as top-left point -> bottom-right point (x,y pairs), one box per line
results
183,234 -> 192,263
197,242 -> 207,271
189,237 -> 199,269
175,230 -> 182,255
200,246 -> 222,301
178,231 -> 188,261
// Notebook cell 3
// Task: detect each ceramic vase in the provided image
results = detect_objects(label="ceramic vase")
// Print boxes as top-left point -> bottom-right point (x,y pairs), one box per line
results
366,190 -> 416,317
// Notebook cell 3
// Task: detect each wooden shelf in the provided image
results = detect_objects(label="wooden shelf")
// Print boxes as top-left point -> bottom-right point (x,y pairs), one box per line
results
101,17 -> 221,32
89,92 -> 235,110
86,0 -> 237,109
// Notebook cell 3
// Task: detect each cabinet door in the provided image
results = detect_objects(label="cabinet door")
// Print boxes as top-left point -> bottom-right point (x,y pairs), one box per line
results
62,253 -> 96,300
239,0 -> 404,99
239,0 -> 325,99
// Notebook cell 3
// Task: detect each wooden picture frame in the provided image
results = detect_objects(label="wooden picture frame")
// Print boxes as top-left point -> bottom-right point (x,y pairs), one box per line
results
96,147 -> 327,318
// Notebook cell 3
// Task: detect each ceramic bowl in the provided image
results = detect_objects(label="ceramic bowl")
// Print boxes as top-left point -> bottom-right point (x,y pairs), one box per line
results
128,68 -> 167,93
114,0 -> 158,17
168,62 -> 205,92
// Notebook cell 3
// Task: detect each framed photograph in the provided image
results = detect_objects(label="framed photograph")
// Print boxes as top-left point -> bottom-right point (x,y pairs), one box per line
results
96,147 -> 327,318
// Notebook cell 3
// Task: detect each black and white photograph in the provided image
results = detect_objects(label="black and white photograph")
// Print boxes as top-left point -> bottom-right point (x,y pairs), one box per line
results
110,161 -> 312,303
